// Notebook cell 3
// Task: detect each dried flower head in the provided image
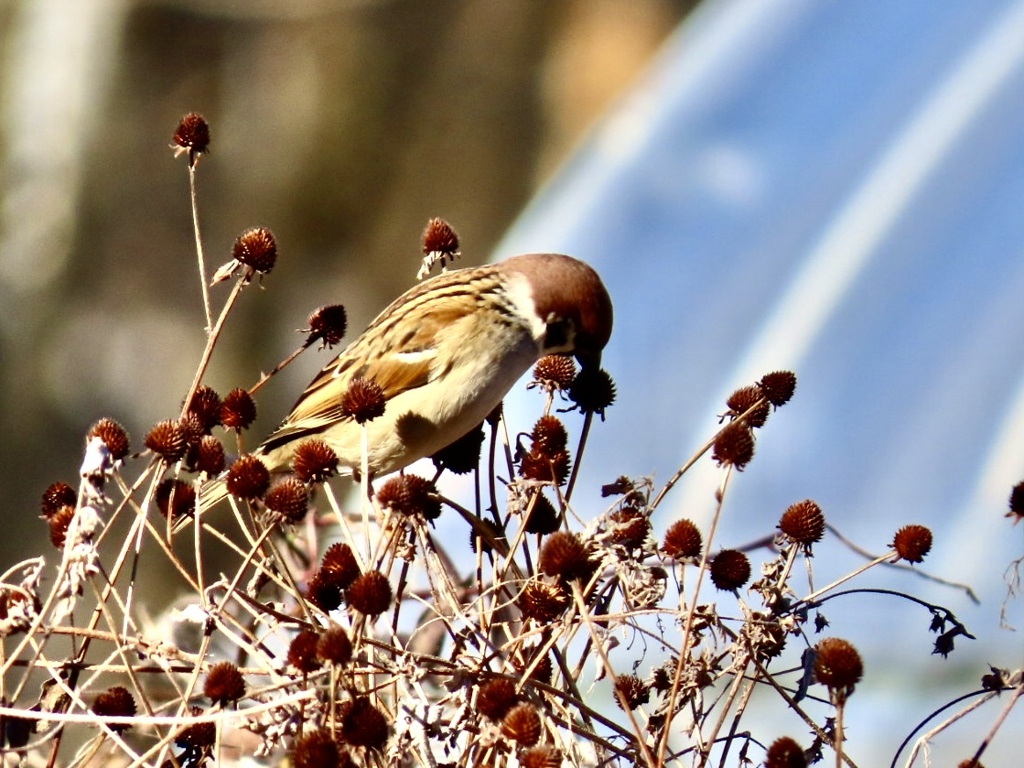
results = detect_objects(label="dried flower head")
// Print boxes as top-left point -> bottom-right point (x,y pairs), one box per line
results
778,500 -> 825,545
891,524 -> 933,564
144,419 -> 188,462
220,387 -> 257,430
156,479 -> 196,523
87,418 -> 130,462
321,543 -> 361,591
92,686 -> 137,732
41,482 -> 76,519
192,434 -> 226,475
306,304 -> 348,349
955,761 -> 984,768
305,571 -> 343,613
515,648 -> 553,685
662,519 -> 703,561
518,579 -> 570,623
225,454 -> 270,501
1008,480 -> 1024,523
430,424 -> 484,475
712,421 -> 755,470
567,366 -> 616,415
531,415 -> 568,456
340,697 -> 390,750
288,629 -> 323,674
759,370 -> 797,407
521,745 -> 563,768
813,637 -> 863,700
203,661 -> 246,705
376,474 -> 441,520
172,112 -> 210,164
709,549 -> 751,592
290,438 -> 338,484
501,703 -> 542,747
317,625 -> 353,666
232,226 -> 277,274
476,677 -> 519,721
292,728 -> 344,768
422,217 -> 461,257
185,385 -> 222,432
519,447 -> 571,485
532,354 -> 577,392
608,507 -> 650,548
765,737 -> 807,768
340,377 -> 386,424
613,674 -> 650,711
176,707 -> 216,750
725,385 -> 769,428
523,491 -> 561,535
346,571 -> 392,617
265,477 -> 309,523
538,531 -> 594,583
49,505 -> 75,549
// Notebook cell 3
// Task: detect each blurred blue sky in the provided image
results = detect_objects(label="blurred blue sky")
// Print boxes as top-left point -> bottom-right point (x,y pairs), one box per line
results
497,0 -> 1024,762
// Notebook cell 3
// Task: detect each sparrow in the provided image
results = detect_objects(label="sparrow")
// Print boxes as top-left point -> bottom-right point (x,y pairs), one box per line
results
196,252 -> 612,514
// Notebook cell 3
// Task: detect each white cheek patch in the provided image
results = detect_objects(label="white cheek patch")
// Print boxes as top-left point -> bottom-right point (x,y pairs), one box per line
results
504,272 -> 546,342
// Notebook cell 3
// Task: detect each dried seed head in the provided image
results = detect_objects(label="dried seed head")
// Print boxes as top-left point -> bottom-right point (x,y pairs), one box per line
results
608,507 -> 650,547
531,415 -> 568,456
725,385 -> 769,428
232,227 -> 277,274
712,421 -> 755,470
476,677 -> 519,721
156,479 -> 196,523
651,664 -> 672,693
220,388 -> 257,430
185,386 -> 222,432
709,549 -> 751,592
521,745 -> 563,768
523,491 -> 561,535
519,447 -> 571,485
1008,481 -> 1024,523
340,377 -> 386,424
538,531 -> 594,583
518,579 -> 570,623
759,370 -> 797,407
41,482 -> 76,519
265,477 -> 309,523
955,761 -> 984,768
814,637 -> 862,700
49,505 -> 75,549
291,438 -> 338,484
306,304 -> 348,349
176,707 -> 216,750
145,419 -> 188,462
225,454 -> 270,501
891,524 -> 932,564
765,737 -> 807,768
179,412 -> 206,450
341,697 -> 390,749
306,571 -> 343,612
193,434 -> 226,475
422,217 -> 460,257
501,703 -> 542,747
430,424 -> 484,475
172,112 -> 210,162
92,686 -> 136,732
613,674 -> 650,711
346,571 -> 392,617
568,367 -> 616,415
515,648 -> 553,685
288,629 -> 322,674
778,500 -> 825,545
292,728 -> 343,768
662,519 -> 703,561
532,354 -> 577,392
87,418 -> 130,461
317,625 -> 352,666
203,661 -> 246,705
376,474 -> 441,520
320,543 -> 360,590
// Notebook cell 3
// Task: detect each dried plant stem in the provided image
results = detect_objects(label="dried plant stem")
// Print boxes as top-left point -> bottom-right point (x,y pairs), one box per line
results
188,163 -> 213,331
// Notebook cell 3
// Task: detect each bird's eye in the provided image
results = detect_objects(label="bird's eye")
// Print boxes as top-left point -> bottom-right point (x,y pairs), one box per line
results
543,316 -> 575,351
